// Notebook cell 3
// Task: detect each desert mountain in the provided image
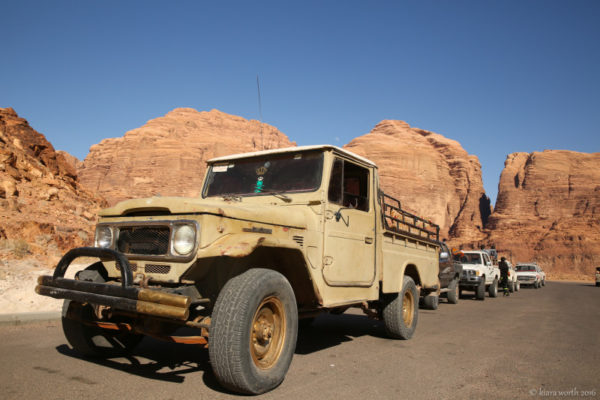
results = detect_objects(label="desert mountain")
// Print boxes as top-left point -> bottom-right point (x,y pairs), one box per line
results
0,107 -> 105,261
482,150 -> 600,279
78,108 -> 295,205
344,120 -> 490,241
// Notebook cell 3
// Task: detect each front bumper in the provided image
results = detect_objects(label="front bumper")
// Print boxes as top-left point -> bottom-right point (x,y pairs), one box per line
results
459,272 -> 483,288
35,247 -> 192,321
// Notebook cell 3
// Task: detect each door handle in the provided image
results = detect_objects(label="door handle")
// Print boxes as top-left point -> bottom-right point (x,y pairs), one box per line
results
365,237 -> 373,244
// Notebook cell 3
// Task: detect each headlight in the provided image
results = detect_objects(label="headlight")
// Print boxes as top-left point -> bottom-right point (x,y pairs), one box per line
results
95,226 -> 113,248
172,225 -> 196,255
475,270 -> 481,276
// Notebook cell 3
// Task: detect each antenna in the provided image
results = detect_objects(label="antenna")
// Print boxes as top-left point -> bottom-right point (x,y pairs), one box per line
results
256,75 -> 264,149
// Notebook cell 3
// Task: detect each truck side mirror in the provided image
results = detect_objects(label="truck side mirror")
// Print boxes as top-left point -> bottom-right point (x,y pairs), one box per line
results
439,252 -> 449,260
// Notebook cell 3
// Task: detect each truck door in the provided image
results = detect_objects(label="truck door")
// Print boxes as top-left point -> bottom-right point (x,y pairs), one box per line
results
322,157 -> 376,286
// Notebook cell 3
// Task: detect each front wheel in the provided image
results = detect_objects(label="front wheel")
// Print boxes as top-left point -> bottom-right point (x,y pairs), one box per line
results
383,276 -> 418,339
62,300 -> 142,358
475,280 -> 486,301
209,269 -> 298,395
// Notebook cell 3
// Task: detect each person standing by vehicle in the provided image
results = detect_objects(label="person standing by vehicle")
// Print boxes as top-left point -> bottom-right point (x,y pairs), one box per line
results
499,257 -> 510,296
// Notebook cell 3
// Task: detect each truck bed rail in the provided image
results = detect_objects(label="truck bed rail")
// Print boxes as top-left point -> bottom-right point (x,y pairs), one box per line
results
379,192 -> 440,242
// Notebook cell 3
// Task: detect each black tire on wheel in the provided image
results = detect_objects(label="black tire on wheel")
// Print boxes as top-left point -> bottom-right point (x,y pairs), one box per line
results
62,300 -> 143,358
421,294 -> 439,310
488,278 -> 498,298
534,280 -> 539,289
447,279 -> 459,304
382,276 -> 418,340
475,279 -> 486,301
515,281 -> 520,292
508,281 -> 514,293
596,282 -> 600,287
541,279 -> 546,287
209,269 -> 298,395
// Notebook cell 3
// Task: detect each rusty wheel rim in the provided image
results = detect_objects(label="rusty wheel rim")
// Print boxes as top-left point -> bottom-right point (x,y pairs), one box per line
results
402,290 -> 414,326
250,296 -> 286,369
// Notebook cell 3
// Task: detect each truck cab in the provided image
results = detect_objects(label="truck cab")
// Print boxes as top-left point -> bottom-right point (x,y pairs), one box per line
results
458,250 -> 500,300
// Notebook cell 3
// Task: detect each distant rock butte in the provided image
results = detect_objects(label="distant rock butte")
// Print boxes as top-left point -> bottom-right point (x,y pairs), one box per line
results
78,108 -> 295,205
480,150 -> 600,280
0,108 -> 105,262
344,120 -> 490,242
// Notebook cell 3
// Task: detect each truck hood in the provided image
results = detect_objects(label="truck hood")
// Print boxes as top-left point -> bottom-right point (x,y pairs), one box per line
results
98,196 -> 307,229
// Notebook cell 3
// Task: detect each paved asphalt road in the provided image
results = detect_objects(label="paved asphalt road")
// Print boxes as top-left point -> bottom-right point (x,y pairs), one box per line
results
0,281 -> 598,400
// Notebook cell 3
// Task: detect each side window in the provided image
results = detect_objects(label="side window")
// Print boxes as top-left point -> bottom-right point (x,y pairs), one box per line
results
328,158 -> 370,212
483,253 -> 490,265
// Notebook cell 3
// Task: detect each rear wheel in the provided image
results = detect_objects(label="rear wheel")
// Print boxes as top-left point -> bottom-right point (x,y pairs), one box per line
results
382,276 -> 418,339
475,280 -> 485,301
488,278 -> 498,298
515,281 -> 520,292
209,269 -> 298,395
447,279 -> 459,304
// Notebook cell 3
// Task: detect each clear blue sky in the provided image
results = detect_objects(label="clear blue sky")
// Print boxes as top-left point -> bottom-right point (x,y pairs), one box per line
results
2,0 -> 599,205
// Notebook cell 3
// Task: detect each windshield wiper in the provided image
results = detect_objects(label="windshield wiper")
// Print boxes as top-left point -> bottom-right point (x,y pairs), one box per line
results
222,195 -> 242,202
262,191 -> 292,203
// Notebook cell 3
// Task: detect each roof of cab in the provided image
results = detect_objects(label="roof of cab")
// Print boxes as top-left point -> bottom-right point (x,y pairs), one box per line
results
207,145 -> 377,168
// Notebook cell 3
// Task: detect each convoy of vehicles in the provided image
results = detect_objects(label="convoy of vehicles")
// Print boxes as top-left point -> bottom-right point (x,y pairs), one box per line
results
32,145 -> 552,395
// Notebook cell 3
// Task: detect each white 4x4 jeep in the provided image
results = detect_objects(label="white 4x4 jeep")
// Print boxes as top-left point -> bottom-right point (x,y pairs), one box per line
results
458,250 -> 500,300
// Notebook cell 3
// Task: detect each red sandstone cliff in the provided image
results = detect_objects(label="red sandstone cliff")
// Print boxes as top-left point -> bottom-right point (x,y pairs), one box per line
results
78,108 -> 295,205
0,108 -> 105,261
482,150 -> 600,280
344,120 -> 490,242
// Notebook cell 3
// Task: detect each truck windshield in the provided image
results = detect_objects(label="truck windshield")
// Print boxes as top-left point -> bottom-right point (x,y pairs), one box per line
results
460,254 -> 481,264
203,151 -> 324,198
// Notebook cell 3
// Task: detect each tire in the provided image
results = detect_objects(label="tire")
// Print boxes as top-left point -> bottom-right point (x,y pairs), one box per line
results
515,281 -> 520,292
209,269 -> 298,395
596,282 -> 600,287
541,279 -> 546,287
475,279 -> 485,301
422,294 -> 439,310
508,281 -> 514,293
382,276 -> 418,340
447,279 -> 459,304
62,263 -> 142,358
488,278 -> 498,298
62,302 -> 142,358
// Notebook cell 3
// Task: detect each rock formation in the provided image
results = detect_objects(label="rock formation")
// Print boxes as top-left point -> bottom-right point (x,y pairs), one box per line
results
481,150 -> 600,280
0,108 -> 105,262
78,108 -> 295,205
344,120 -> 490,241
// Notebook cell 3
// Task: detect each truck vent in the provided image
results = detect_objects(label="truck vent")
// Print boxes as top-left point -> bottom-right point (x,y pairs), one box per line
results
145,264 -> 171,274
292,236 -> 304,248
116,263 -> 138,272
117,226 -> 170,255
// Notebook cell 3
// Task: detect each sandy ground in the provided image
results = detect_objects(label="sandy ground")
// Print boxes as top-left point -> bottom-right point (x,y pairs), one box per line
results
0,260 -> 89,314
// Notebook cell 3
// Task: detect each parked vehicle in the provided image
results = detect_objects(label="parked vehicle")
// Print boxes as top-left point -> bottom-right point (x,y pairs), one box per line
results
35,145 -> 441,395
458,250 -> 500,300
505,261 -> 520,292
420,242 -> 463,309
515,263 -> 542,288
538,265 -> 547,286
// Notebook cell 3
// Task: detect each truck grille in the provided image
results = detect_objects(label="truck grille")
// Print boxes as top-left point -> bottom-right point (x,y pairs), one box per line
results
117,226 -> 170,255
